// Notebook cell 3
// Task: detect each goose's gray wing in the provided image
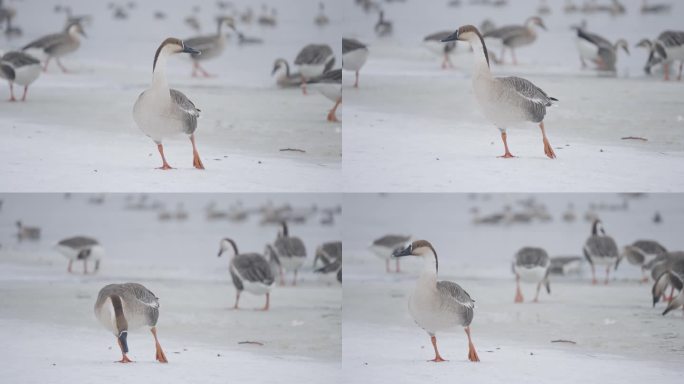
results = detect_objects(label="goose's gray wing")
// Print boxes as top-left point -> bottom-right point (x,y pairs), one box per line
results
633,240 -> 667,255
274,237 -> 307,257
295,44 -> 333,65
584,236 -> 619,258
22,32 -> 66,51
310,68 -> 341,83
515,247 -> 549,267
58,236 -> 99,249
497,76 -> 556,122
484,25 -> 525,39
322,241 -> 342,260
342,38 -> 366,53
122,283 -> 160,326
578,29 -> 611,47
657,30 -> 684,48
170,89 -> 200,135
373,235 -> 410,247
423,31 -> 457,51
233,253 -> 274,284
2,51 -> 41,67
436,281 -> 474,326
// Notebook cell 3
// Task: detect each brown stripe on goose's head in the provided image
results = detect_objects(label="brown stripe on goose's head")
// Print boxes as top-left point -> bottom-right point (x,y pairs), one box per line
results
218,238 -> 239,257
441,25 -> 489,67
153,37 -> 201,71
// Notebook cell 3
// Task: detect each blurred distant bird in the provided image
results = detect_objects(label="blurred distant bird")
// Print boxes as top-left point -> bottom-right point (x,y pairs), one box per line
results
537,0 -> 551,15
369,234 -> 411,273
218,238 -> 275,310
112,6 -> 128,20
423,31 -> 458,69
132,38 -> 204,170
0,51 -> 41,101
583,219 -> 619,284
442,25 -> 558,159
264,222 -> 307,285
653,211 -> 662,223
22,22 -> 86,73
651,254 -> 684,310
618,240 -> 667,282
184,16 -> 235,77
513,247 -> 551,303
637,31 -> 684,80
562,204 -> 576,222
154,11 -> 166,20
294,44 -> 335,94
342,38 -> 369,87
55,236 -> 104,274
374,11 -> 392,37
393,240 -> 480,363
272,58 -> 308,87
641,0 -> 671,14
574,24 -> 629,71
16,221 -> 40,240
483,16 -> 546,65
257,5 -> 277,26
308,69 -> 342,122
240,7 -> 254,24
314,2 -> 329,27
94,283 -> 168,363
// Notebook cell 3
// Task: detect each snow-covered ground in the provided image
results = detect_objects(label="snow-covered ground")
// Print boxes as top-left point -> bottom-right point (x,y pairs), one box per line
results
343,193 -> 684,383
0,194 -> 341,383
342,0 -> 684,192
0,0 -> 342,192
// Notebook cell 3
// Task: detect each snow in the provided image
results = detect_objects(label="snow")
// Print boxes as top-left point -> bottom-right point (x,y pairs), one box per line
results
0,0 -> 342,192
0,194 -> 341,383
343,193 -> 683,383
342,0 -> 684,192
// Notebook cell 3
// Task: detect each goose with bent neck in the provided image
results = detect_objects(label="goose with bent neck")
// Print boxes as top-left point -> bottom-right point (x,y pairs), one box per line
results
442,25 -> 558,159
133,38 -> 204,170
393,240 -> 480,362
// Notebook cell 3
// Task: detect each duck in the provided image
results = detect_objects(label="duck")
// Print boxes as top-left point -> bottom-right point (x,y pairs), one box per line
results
393,240 -> 480,362
513,247 -> 551,303
583,219 -> 619,284
308,68 -> 342,122
132,38 -> 204,170
22,21 -> 86,73
342,38 -> 369,88
442,25 -> 558,159
618,240 -> 667,282
264,222 -> 307,285
184,16 -> 235,77
218,238 -> 275,310
374,10 -> 392,37
369,234 -> 411,273
294,44 -> 335,94
54,236 -> 104,274
0,51 -> 41,101
483,16 -> 546,65
94,283 -> 168,363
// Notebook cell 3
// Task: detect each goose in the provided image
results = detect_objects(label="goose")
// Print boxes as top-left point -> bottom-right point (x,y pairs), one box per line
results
184,16 -> 235,77
369,234 -> 411,273
483,16 -> 546,65
441,25 -> 558,159
574,25 -> 629,71
16,221 -> 40,240
423,31 -> 457,69
315,255 -> 341,283
342,38 -> 369,88
583,219 -> 619,284
55,236 -> 104,274
308,68 -> 342,122
0,51 -> 41,102
512,247 -> 551,303
294,44 -> 335,94
132,38 -> 204,170
393,240 -> 480,362
271,58 -> 307,88
313,241 -> 342,269
314,2 -> 329,27
655,257 -> 684,315
22,21 -> 86,73
257,6 -> 277,27
650,252 -> 684,304
549,256 -> 583,275
643,31 -> 684,81
264,222 -> 307,285
618,240 -> 667,282
640,0 -> 671,14
374,11 -> 392,37
94,283 -> 168,363
218,238 -> 275,310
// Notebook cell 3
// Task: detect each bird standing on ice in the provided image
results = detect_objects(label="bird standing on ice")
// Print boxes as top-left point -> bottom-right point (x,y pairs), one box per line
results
393,240 -> 480,362
218,238 -> 275,310
482,16 -> 546,65
0,51 -> 41,101
512,247 -> 551,303
54,236 -> 104,274
22,21 -> 86,73
183,16 -> 235,77
94,283 -> 168,363
583,219 -> 619,284
342,38 -> 369,87
441,25 -> 558,159
308,68 -> 342,122
369,234 -> 411,273
264,222 -> 307,286
133,38 -> 204,170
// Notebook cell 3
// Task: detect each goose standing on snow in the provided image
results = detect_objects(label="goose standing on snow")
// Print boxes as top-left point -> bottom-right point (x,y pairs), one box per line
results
441,25 -> 558,159
342,38 -> 369,88
393,240 -> 480,363
308,68 -> 342,122
618,240 -> 667,282
0,51 -> 41,101
369,234 -> 411,273
218,238 -> 275,310
574,25 -> 629,71
483,16 -> 546,65
294,44 -> 335,94
184,16 -> 235,77
133,38 -> 204,170
264,222 -> 307,285
55,236 -> 104,274
651,255 -> 684,313
94,283 -> 168,363
639,31 -> 684,81
583,219 -> 619,284
374,11 -> 392,37
423,31 -> 458,69
22,21 -> 86,73
513,247 -> 551,303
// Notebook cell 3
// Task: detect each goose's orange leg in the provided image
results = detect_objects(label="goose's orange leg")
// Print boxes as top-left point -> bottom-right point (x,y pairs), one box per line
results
151,327 -> 168,363
429,335 -> 446,362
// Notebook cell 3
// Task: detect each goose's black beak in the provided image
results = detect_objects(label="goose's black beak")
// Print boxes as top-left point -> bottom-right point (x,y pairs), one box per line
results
271,65 -> 278,76
441,30 -> 459,43
183,45 -> 200,55
118,331 -> 129,353
217,249 -> 223,257
392,244 -> 413,258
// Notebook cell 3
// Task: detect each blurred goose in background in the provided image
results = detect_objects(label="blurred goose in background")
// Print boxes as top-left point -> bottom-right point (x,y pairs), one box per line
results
257,5 -> 277,26
314,241 -> 342,269
240,7 -> 254,24
295,44 -> 335,94
483,16 -> 546,65
574,24 -> 629,71
55,236 -> 104,274
271,58 -> 307,88
218,238 -> 274,310
650,252 -> 684,303
342,38 -> 369,88
393,240 -> 480,363
264,222 -> 307,285
423,31 -> 458,69
308,68 -> 342,122
314,2 -> 329,26
618,240 -> 667,282
655,257 -> 684,315
369,234 -> 411,273
442,25 -> 558,159
639,31 -> 684,80
94,283 -> 168,363
374,11 -> 392,37
640,0 -> 670,14
583,219 -> 619,284
513,247 -> 551,303
549,256 -> 583,275
0,51 -> 41,101
22,22 -> 86,73
184,16 -> 235,77
133,38 -> 204,170
16,221 -> 40,240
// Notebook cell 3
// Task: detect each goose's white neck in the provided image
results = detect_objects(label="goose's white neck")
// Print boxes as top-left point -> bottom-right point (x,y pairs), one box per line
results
152,52 -> 170,92
417,250 -> 439,284
467,37 -> 492,81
